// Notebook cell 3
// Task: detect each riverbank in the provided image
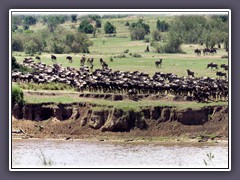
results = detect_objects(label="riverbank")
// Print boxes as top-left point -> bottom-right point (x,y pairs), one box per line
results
12,101 -> 228,144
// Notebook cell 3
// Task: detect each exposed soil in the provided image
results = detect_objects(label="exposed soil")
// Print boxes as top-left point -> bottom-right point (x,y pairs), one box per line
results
12,101 -> 228,143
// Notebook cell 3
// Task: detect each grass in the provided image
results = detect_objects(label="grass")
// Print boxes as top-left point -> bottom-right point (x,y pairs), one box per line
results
17,82 -> 75,91
13,15 -> 229,78
24,93 -> 228,111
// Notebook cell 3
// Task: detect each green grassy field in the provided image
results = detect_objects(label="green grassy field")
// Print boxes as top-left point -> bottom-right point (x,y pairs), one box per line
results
24,92 -> 228,110
13,15 -> 229,78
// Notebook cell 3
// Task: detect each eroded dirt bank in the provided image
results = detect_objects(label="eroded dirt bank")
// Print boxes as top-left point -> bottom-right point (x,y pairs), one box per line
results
12,102 -> 228,142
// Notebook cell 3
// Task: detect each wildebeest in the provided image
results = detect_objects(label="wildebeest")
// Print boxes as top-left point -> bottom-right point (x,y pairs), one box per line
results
155,59 -> 163,68
99,58 -> 104,65
80,55 -> 86,66
207,62 -> 218,70
87,58 -> 94,65
187,69 -> 194,77
35,56 -> 41,61
194,48 -> 201,55
216,71 -> 227,79
209,48 -> 217,54
220,64 -> 228,71
66,56 -> 73,63
51,55 -> 57,62
203,48 -> 210,55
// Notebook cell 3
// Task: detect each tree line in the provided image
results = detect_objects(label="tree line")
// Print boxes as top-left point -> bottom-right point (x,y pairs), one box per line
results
12,14 -> 228,55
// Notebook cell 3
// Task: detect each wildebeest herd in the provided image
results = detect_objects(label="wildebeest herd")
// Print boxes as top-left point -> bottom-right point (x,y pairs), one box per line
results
12,55 -> 229,102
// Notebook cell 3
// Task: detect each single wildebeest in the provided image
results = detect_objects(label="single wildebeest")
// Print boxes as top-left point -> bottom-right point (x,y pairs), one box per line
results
194,48 -> 201,55
155,59 -> 163,68
66,56 -> 73,63
209,48 -> 217,54
216,71 -> 227,79
80,55 -> 86,66
207,62 -> 218,70
99,58 -> 104,65
220,64 -> 228,71
35,56 -> 41,61
51,55 -> 57,62
187,69 -> 194,77
203,48 -> 210,55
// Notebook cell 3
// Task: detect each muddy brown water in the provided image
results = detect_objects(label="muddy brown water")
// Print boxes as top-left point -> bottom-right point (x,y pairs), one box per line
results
12,139 -> 229,169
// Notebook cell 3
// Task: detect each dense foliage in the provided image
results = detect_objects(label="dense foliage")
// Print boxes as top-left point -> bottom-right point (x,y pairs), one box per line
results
129,19 -> 150,40
12,25 -> 93,54
104,21 -> 116,34
78,20 -> 94,34
156,19 -> 169,32
12,85 -> 24,108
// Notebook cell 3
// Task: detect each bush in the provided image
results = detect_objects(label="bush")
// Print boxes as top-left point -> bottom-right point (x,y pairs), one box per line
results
24,40 -> 39,54
152,30 -> 162,41
156,19 -> 169,32
78,20 -> 94,34
130,27 -> 146,40
144,36 -> 150,43
95,19 -> 102,28
104,21 -> 116,34
12,85 -> 24,108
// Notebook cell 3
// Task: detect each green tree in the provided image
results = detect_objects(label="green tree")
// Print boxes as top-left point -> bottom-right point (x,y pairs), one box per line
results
130,19 -> 150,34
130,27 -> 146,40
156,19 -> 169,32
12,34 -> 24,51
95,19 -> 102,28
12,24 -> 18,32
104,21 -> 116,34
152,30 -> 162,41
45,16 -> 65,32
23,16 -> 37,26
129,19 -> 150,40
12,85 -> 24,108
24,40 -> 38,54
78,20 -> 94,34
71,14 -> 78,23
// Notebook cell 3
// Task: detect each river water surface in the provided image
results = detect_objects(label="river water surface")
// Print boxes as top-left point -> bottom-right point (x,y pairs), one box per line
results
11,139 -> 229,169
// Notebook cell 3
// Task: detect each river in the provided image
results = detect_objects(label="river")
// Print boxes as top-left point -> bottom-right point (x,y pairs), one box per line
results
11,139 -> 229,169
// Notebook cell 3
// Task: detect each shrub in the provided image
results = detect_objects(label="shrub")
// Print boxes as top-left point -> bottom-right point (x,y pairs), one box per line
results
95,19 -> 102,28
78,20 -> 94,34
130,27 -> 146,40
144,36 -> 150,43
156,19 -> 169,32
104,21 -> 116,34
12,85 -> 24,108
24,40 -> 40,54
152,30 -> 162,41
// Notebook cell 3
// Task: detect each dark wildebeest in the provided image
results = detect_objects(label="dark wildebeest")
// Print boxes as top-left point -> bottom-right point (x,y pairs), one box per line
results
80,55 -> 86,66
220,64 -> 228,71
194,48 -> 201,55
203,48 -> 210,55
35,56 -> 41,61
87,58 -> 94,65
209,48 -> 217,54
216,71 -> 227,79
187,69 -> 194,77
155,59 -> 163,68
66,56 -> 73,63
207,62 -> 218,70
51,55 -> 57,62
99,58 -> 104,65
102,61 -> 108,70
